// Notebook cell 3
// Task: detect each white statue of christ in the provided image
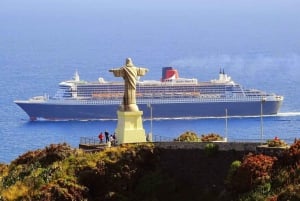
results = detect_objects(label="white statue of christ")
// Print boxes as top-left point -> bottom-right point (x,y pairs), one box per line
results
109,58 -> 148,112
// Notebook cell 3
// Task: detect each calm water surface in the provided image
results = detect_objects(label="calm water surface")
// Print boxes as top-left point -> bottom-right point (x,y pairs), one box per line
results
0,0 -> 300,163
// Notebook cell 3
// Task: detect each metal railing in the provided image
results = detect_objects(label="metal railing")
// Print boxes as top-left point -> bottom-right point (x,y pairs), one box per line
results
152,135 -> 175,142
80,137 -> 102,145
80,135 -> 297,145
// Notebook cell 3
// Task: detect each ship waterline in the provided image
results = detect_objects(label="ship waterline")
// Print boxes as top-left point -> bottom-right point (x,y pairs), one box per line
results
14,67 -> 284,121
15,99 -> 282,121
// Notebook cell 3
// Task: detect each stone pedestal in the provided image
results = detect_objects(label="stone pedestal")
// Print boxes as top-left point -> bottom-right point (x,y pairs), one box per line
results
115,110 -> 146,144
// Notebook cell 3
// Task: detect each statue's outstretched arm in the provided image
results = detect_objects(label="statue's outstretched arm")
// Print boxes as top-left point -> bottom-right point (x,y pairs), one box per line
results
109,68 -> 124,77
137,68 -> 149,76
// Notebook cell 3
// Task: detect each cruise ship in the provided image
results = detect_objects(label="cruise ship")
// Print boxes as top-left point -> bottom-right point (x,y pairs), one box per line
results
14,67 -> 283,121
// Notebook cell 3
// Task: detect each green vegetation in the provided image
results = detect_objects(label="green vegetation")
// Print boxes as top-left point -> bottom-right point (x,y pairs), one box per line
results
200,133 -> 224,142
1,140 -> 300,200
0,143 -> 177,201
225,140 -> 300,201
204,143 -> 219,156
266,137 -> 288,147
175,131 -> 199,141
175,131 -> 224,142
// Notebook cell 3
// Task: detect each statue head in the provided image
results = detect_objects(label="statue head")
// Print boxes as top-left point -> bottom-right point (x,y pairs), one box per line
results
125,58 -> 134,67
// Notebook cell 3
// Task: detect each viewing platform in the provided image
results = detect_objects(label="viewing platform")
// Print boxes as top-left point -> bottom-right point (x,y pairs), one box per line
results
79,137 -> 110,152
79,135 -> 291,157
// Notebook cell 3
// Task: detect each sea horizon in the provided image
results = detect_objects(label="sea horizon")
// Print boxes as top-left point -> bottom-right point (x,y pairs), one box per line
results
1,0 -> 300,163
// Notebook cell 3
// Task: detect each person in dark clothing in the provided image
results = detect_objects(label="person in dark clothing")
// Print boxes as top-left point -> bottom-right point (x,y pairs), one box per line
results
104,130 -> 109,143
112,133 -> 117,145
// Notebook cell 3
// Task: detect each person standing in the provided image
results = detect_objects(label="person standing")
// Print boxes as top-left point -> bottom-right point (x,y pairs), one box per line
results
98,132 -> 104,143
104,130 -> 109,143
112,133 -> 117,145
110,135 -> 114,145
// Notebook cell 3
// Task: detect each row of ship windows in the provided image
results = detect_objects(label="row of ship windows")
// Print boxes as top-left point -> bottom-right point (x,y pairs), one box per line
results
59,86 -> 244,97
70,85 -> 237,91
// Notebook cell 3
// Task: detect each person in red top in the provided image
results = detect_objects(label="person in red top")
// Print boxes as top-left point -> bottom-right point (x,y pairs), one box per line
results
98,132 -> 104,143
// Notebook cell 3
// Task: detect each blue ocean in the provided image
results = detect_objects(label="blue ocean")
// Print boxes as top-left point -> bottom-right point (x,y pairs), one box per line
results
1,0 -> 300,163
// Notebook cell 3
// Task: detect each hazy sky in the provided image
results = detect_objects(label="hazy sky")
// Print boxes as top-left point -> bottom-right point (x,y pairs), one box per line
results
1,0 -> 299,60
2,0 -> 299,12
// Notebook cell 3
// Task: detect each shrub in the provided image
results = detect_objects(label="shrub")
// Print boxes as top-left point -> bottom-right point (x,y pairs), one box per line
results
204,143 -> 219,156
201,133 -> 224,142
231,153 -> 277,193
175,131 -> 199,142
284,140 -> 300,166
275,140 -> 300,185
12,143 -> 73,167
277,184 -> 300,201
225,160 -> 241,189
1,181 -> 29,201
267,137 -> 287,147
272,167 -> 292,188
33,178 -> 88,201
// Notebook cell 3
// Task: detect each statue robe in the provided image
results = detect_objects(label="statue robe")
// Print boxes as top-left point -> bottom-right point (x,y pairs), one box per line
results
110,65 -> 148,111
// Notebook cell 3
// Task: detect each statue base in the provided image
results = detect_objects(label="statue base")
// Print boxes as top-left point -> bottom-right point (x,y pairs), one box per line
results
115,110 -> 146,144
